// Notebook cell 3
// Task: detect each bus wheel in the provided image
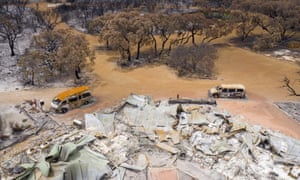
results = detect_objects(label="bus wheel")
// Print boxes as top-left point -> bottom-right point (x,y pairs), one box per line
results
84,100 -> 89,105
213,94 -> 219,98
61,108 -> 68,113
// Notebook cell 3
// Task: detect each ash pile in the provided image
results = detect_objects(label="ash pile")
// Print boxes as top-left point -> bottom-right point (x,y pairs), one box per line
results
1,94 -> 300,180
276,102 -> 300,123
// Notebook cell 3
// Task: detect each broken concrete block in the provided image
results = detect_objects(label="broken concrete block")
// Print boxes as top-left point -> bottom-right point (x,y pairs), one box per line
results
169,130 -> 180,145
189,111 -> 209,125
85,113 -> 107,136
210,140 -> 234,155
126,94 -> 149,107
93,140 -> 110,154
214,110 -> 231,119
121,103 -> 176,129
120,154 -> 148,171
155,129 -> 168,142
95,112 -> 115,136
202,126 -> 219,135
242,133 -> 259,153
230,120 -> 247,132
223,120 -> 247,138
180,126 -> 194,138
156,142 -> 180,154
290,166 -> 300,179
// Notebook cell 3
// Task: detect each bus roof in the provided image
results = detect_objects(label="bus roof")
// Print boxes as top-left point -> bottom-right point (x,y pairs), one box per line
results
218,84 -> 245,90
54,86 -> 89,101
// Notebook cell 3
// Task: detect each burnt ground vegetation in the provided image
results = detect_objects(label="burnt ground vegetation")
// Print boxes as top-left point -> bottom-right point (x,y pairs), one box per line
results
0,0 -> 300,85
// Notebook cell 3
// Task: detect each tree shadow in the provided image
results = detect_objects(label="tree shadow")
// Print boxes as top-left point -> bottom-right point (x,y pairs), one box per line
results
228,35 -> 263,50
116,49 -> 162,69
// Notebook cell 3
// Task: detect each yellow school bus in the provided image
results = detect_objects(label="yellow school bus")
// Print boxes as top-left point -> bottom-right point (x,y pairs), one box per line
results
51,86 -> 92,113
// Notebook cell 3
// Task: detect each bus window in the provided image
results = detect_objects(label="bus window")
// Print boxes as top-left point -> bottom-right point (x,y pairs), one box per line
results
222,88 -> 228,93
82,92 -> 91,98
69,96 -> 78,102
52,98 -> 61,105
237,89 -> 244,92
229,89 -> 235,93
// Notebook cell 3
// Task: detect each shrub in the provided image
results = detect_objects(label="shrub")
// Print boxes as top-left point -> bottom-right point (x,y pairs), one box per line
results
167,44 -> 217,78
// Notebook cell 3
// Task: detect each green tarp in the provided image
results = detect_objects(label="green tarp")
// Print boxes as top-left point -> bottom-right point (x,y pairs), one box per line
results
17,135 -> 112,180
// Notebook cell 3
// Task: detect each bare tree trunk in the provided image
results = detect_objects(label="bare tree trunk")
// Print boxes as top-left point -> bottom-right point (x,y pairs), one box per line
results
127,48 -> 131,62
106,40 -> 109,49
8,38 -> 15,56
159,37 -> 169,57
150,34 -> 158,57
123,37 -> 131,62
280,28 -> 287,41
167,41 -> 174,56
191,31 -> 196,45
31,70 -> 34,85
75,68 -> 80,80
136,39 -> 142,59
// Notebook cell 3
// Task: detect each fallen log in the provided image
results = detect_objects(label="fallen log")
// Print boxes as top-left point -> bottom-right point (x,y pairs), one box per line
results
168,98 -> 217,105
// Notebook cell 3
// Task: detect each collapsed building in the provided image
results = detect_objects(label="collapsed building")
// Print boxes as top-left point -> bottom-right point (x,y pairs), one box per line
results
1,94 -> 300,179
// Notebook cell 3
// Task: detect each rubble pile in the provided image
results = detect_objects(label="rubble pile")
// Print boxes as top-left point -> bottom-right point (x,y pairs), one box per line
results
1,94 -> 300,179
0,100 -> 72,177
0,100 -> 60,150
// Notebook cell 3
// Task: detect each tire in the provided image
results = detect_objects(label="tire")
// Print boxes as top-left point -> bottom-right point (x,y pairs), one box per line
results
240,94 -> 246,99
213,94 -> 219,98
61,108 -> 68,114
84,100 -> 89,105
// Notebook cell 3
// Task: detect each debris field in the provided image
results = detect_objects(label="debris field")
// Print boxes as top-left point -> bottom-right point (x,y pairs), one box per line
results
1,94 -> 300,179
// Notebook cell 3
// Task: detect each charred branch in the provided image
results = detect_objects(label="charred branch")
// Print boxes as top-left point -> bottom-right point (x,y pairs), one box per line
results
282,76 -> 300,96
